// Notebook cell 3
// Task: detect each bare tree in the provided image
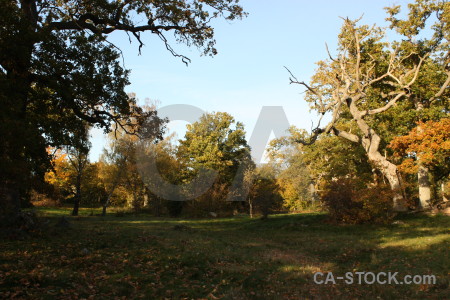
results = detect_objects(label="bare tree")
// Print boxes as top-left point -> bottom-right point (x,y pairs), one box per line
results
286,18 -> 434,211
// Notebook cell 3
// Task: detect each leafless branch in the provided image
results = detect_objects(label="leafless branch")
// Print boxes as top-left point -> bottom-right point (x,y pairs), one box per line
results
325,43 -> 336,62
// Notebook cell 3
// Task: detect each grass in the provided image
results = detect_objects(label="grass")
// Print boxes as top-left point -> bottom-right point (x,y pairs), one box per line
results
0,208 -> 449,299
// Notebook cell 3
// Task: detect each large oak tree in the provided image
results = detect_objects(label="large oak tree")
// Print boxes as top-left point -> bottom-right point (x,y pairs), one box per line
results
288,0 -> 449,211
0,0 -> 246,221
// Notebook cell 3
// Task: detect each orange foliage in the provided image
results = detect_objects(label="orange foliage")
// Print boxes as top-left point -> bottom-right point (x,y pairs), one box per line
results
319,177 -> 394,224
389,119 -> 450,174
44,147 -> 71,188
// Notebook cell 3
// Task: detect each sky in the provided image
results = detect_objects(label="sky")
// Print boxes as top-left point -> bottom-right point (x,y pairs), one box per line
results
90,0 -> 411,162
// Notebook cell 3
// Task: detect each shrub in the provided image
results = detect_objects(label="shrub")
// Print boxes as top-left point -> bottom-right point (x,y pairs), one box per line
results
184,183 -> 234,217
320,178 -> 394,224
29,190 -> 59,207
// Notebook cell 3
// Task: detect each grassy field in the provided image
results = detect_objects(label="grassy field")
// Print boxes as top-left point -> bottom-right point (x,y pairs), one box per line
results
0,208 -> 449,299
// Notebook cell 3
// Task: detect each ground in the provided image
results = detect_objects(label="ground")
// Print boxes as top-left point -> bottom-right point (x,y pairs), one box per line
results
0,208 -> 449,299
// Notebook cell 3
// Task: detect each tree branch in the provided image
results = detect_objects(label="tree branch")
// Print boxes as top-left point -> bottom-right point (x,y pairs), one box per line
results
429,70 -> 450,103
331,127 -> 360,143
361,91 -> 407,116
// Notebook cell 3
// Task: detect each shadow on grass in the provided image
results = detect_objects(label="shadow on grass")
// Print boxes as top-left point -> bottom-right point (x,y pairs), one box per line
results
1,209 -> 448,299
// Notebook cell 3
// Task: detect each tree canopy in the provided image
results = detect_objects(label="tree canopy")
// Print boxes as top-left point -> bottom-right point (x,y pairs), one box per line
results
177,111 -> 251,184
286,0 -> 449,211
0,0 -> 246,219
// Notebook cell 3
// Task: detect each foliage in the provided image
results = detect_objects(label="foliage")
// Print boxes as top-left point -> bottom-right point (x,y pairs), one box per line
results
389,119 -> 450,177
146,135 -> 183,216
245,164 -> 283,219
320,178 -> 395,224
44,148 -> 71,201
45,147 -> 106,211
286,0 -> 450,210
269,127 -> 373,211
176,112 -> 252,215
97,103 -> 166,214
185,182 -> 233,217
178,112 -> 251,184
267,137 -> 314,212
0,0 -> 245,218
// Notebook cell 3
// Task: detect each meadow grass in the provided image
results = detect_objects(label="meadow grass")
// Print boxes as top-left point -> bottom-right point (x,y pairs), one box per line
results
0,208 -> 448,299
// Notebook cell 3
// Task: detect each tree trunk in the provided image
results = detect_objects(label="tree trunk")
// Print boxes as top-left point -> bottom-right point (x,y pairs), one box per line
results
418,164 -> 432,209
371,154 -> 408,211
411,100 -> 433,209
102,201 -> 108,216
361,141 -> 407,211
442,181 -> 449,203
154,197 -> 161,217
0,0 -> 38,224
72,197 -> 80,216
339,99 -> 408,211
415,118 -> 432,210
102,193 -> 113,216
0,187 -> 21,225
72,174 -> 81,216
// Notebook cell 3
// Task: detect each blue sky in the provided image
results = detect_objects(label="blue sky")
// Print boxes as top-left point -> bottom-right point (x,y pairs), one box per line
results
90,0 -> 411,161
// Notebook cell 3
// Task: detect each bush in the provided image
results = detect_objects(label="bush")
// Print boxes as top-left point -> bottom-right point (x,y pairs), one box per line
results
29,190 -> 59,207
320,178 -> 394,224
184,183 -> 234,217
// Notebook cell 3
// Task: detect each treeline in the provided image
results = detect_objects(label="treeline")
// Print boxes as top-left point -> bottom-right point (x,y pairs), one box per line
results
21,2 -> 450,222
38,111 -> 287,218
2,0 -> 449,226
38,106 -> 449,223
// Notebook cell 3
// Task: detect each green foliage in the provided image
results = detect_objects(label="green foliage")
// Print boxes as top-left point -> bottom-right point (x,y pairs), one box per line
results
178,112 -> 251,183
175,112 -> 252,215
269,127 -> 374,212
270,147 -> 314,212
320,178 -> 395,224
0,0 -> 246,219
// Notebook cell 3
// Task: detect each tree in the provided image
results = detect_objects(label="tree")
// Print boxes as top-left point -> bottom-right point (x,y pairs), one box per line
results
266,137 -> 313,212
66,146 -> 90,216
64,127 -> 91,216
286,0 -> 449,211
389,118 -> 450,208
0,0 -> 246,221
44,148 -> 72,202
269,127 -> 373,211
177,112 -> 251,184
98,140 -> 129,216
383,0 -> 450,209
45,144 -> 106,214
147,134 -> 183,217
177,112 -> 252,214
80,162 -> 107,212
99,103 -> 165,215
245,164 -> 282,219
